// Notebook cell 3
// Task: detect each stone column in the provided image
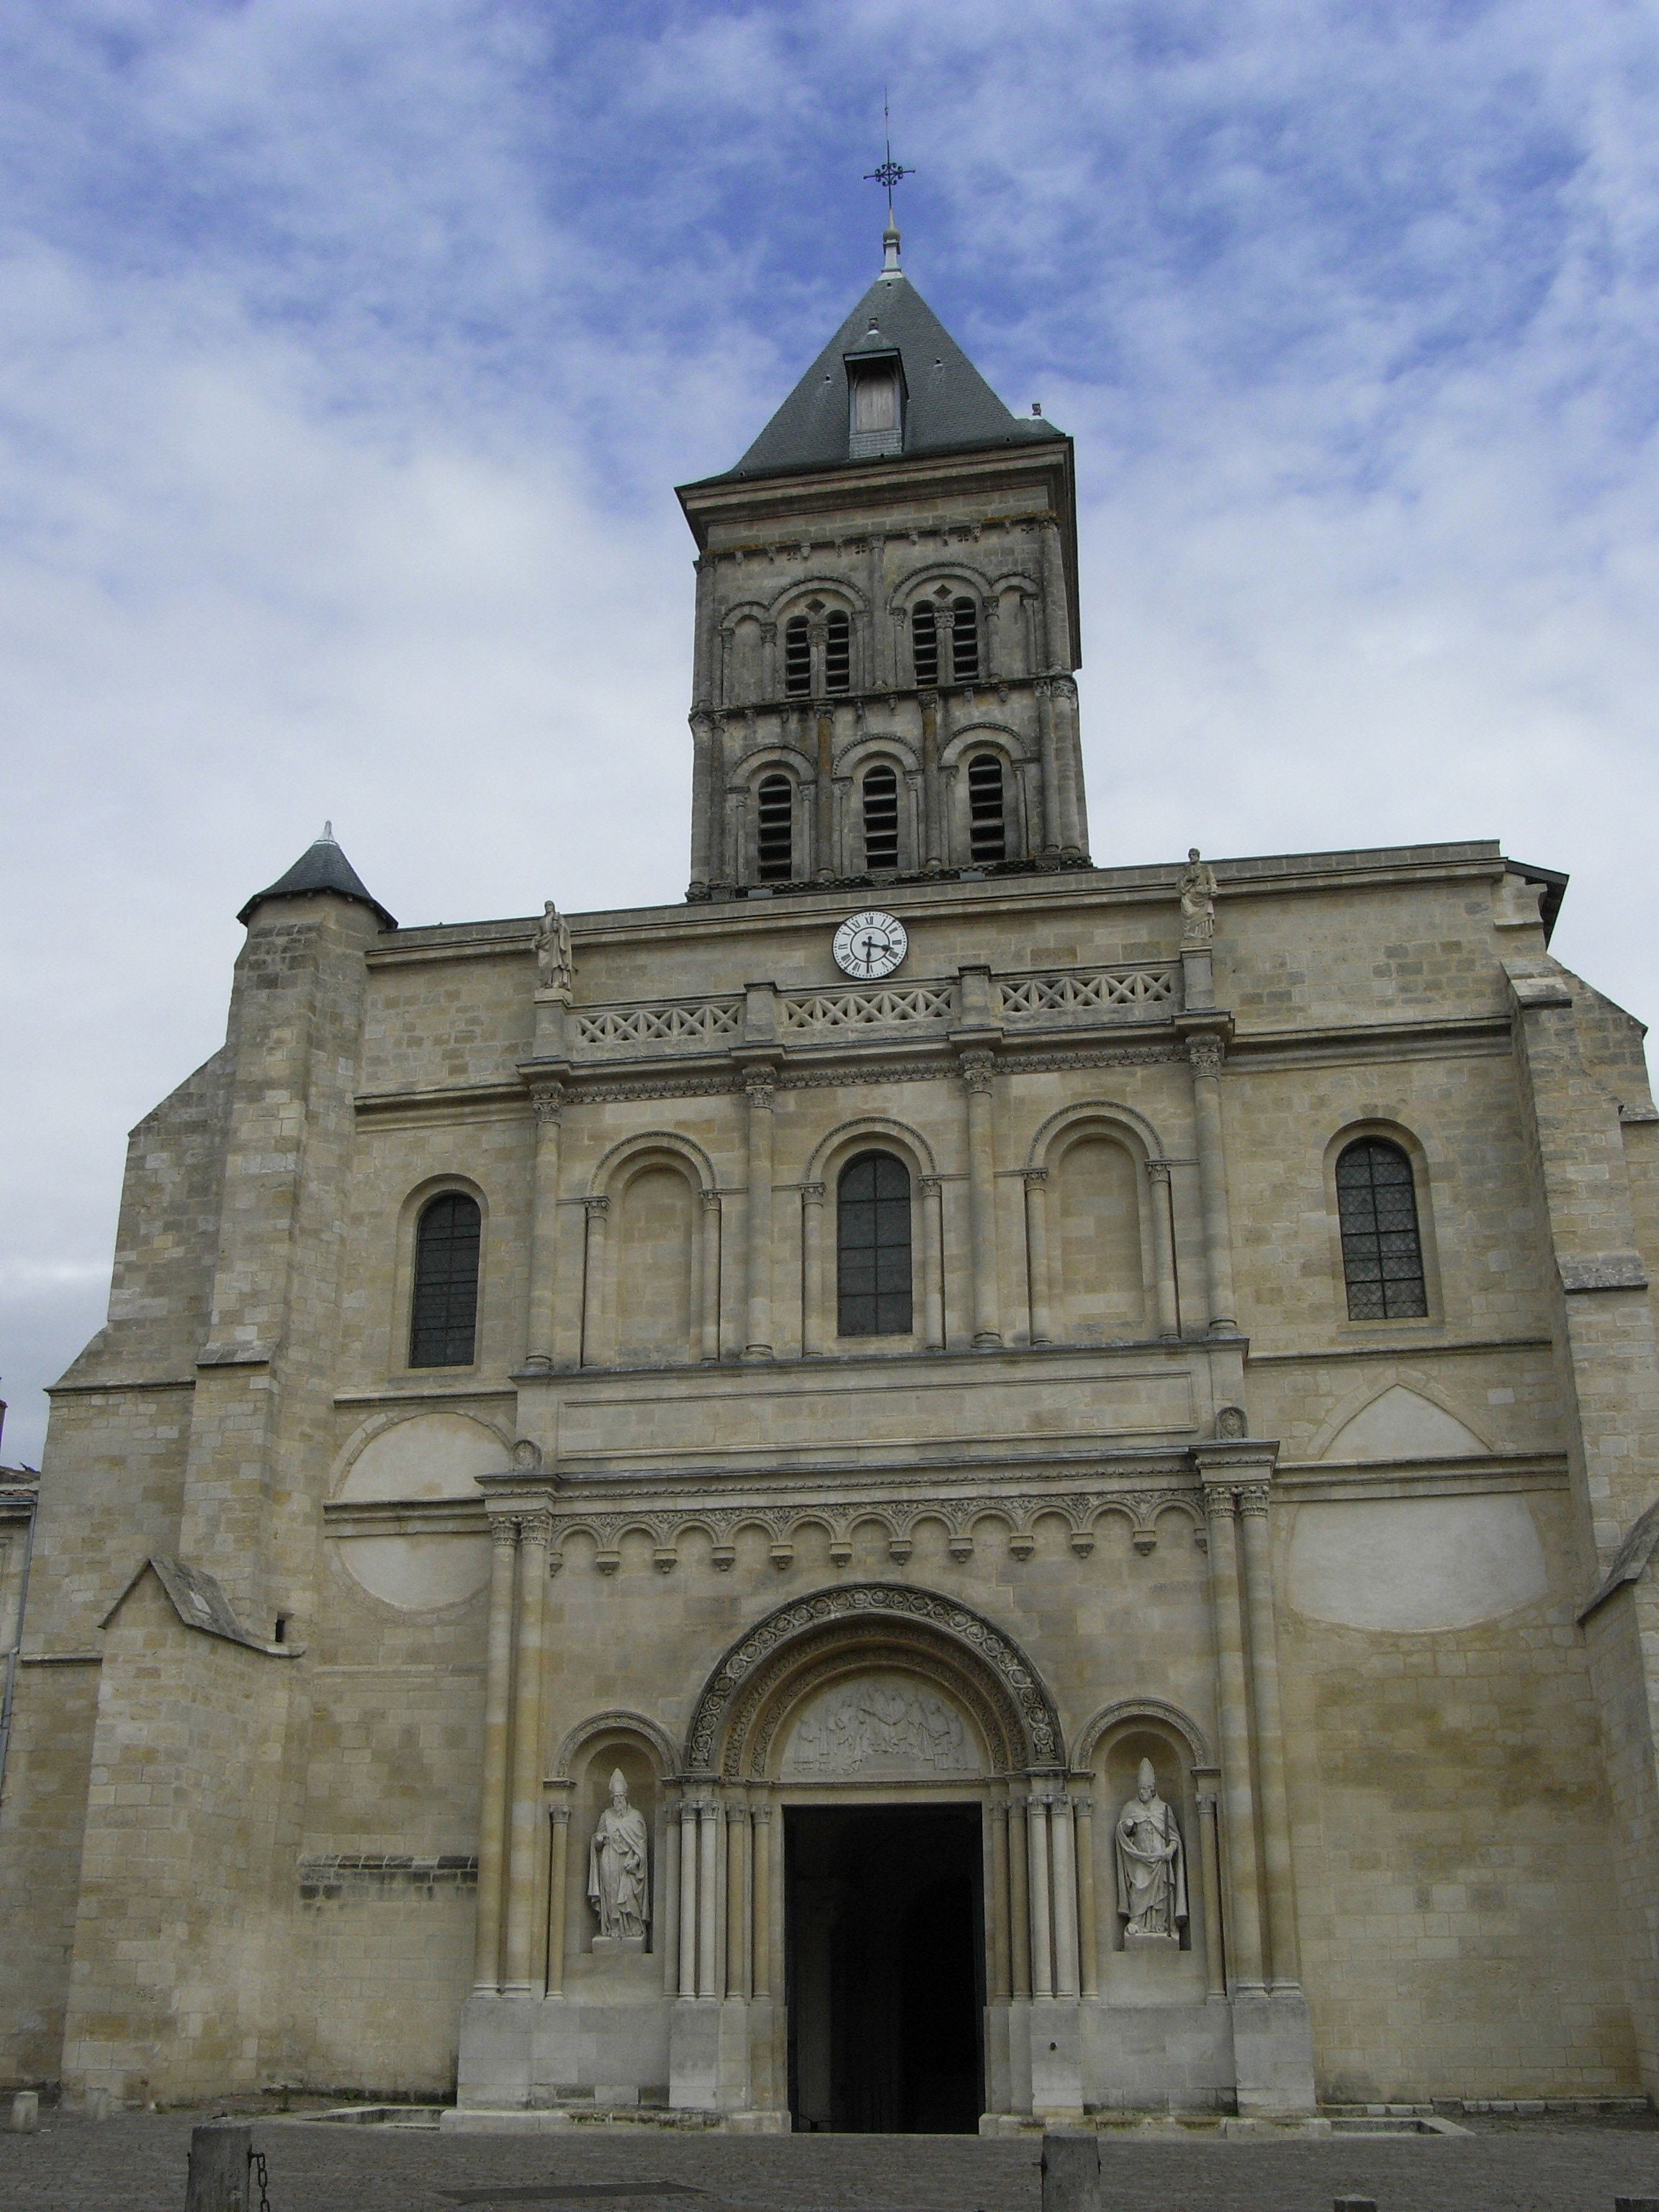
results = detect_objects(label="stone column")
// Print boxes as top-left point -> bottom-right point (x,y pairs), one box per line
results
661,1800 -> 682,1995
472,1516 -> 520,1992
1027,1794 -> 1053,1998
742,1069 -> 776,1360
698,1190 -> 722,1362
1050,1794 -> 1080,1999
960,1051 -> 1002,1349
1195,1782 -> 1226,2001
688,714 -> 714,893
1024,1168 -> 1054,1344
800,1183 -> 827,1354
678,1800 -> 699,1998
1034,681 -> 1061,855
1007,1784 -> 1032,2000
697,1798 -> 721,1998
921,691 -> 943,868
1202,1484 -> 1265,1990
752,1803 -> 773,1998
1238,1482 -> 1301,1990
1187,1033 -> 1236,1334
521,1081 -> 565,1370
502,1510 -> 552,1993
918,1174 -> 945,1349
546,1803 -> 570,1997
1073,1791 -> 1099,1999
725,1801 -> 750,1999
1145,1159 -> 1181,1339
580,1195 -> 609,1367
987,1800 -> 1012,2000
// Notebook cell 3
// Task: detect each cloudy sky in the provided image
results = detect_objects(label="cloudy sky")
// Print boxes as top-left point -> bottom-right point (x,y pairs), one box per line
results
4,0 -> 1658,1462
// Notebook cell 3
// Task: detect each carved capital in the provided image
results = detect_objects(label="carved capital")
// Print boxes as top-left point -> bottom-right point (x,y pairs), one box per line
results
1023,1167 -> 1049,1190
518,1510 -> 554,1550
1236,1481 -> 1272,1517
920,1174 -> 943,1195
958,1049 -> 996,1096
800,1181 -> 827,1205
744,1073 -> 776,1111
1187,1034 -> 1226,1079
584,1195 -> 611,1220
1145,1158 -> 1172,1186
548,1803 -> 572,1827
490,1516 -> 521,1552
700,1186 -> 722,1211
529,1081 -> 565,1125
1201,1482 -> 1238,1522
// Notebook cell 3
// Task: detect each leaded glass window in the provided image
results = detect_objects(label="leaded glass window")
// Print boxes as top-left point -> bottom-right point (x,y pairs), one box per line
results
1336,1139 -> 1427,1319
410,1192 -> 482,1366
837,1151 -> 913,1337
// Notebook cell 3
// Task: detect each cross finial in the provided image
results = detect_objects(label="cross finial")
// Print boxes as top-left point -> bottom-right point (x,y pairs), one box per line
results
864,92 -> 912,275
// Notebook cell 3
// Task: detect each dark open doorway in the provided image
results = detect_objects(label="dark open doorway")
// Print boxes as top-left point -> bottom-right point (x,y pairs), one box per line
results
786,1804 -> 983,2134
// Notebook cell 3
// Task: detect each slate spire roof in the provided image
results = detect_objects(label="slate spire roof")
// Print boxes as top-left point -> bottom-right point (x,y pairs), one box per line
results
707,243 -> 1063,485
238,823 -> 397,931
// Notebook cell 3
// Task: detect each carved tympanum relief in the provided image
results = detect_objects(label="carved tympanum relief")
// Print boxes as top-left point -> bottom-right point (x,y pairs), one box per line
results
780,1671 -> 981,1778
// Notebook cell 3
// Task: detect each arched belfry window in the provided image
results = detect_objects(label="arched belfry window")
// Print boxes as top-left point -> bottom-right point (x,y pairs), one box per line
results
825,610 -> 851,693
838,1152 -> 913,1336
862,764 -> 899,869
968,752 -> 1007,862
410,1192 -> 482,1367
757,775 -> 793,881
1336,1139 -> 1428,1319
784,615 -> 811,697
951,596 -> 981,682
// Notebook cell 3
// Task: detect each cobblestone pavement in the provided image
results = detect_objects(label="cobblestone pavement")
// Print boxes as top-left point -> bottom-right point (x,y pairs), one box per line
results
3,2112 -> 1659,2212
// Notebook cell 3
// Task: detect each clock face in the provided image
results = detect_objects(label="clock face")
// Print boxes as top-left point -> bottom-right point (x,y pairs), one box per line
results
833,909 -> 908,981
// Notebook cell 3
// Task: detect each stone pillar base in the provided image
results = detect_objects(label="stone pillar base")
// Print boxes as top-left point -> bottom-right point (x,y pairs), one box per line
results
1230,1988 -> 1316,2114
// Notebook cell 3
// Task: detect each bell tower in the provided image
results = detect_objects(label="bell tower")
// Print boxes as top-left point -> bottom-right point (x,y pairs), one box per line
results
675,222 -> 1087,902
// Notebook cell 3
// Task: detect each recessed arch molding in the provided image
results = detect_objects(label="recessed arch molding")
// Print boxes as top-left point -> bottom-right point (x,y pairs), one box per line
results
682,1581 -> 1064,1779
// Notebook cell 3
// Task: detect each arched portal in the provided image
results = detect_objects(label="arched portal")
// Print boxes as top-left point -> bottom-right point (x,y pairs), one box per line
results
679,1587 -> 1065,2134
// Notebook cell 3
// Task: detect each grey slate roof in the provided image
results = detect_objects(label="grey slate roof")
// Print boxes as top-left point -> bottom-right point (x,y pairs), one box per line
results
238,829 -> 397,931
709,272 -> 1064,483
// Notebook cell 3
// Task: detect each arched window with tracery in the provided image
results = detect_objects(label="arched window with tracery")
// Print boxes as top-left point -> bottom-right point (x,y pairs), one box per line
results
862,764 -> 899,869
783,615 -> 811,697
824,610 -> 851,694
951,596 -> 981,681
968,751 -> 1007,862
410,1192 -> 482,1367
1335,1138 -> 1428,1318
837,1151 -> 913,1336
756,775 -> 793,881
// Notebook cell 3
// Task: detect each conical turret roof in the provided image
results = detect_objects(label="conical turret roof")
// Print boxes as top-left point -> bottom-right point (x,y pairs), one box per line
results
704,271 -> 1063,484
237,825 -> 397,931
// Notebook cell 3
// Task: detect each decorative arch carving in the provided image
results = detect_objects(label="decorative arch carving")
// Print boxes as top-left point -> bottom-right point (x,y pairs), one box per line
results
767,575 -> 870,621
554,1708 -> 678,1780
804,1113 -> 938,1183
588,1129 -> 718,1201
939,723 -> 1035,772
1026,1099 -> 1164,1172
833,731 -> 921,778
1072,1696 -> 1213,1774
683,1583 -> 1064,1779
889,562 -> 994,612
729,740 -> 818,788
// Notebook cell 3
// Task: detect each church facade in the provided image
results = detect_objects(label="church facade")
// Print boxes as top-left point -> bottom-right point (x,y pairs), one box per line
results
5,228 -> 1659,2129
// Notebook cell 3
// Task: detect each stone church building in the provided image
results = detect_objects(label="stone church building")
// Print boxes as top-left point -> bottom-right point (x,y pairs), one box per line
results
5,220 -> 1659,2131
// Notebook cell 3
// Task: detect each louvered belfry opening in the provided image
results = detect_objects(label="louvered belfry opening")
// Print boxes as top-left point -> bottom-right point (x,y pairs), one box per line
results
862,765 -> 900,869
968,752 -> 1007,862
784,615 -> 811,696
837,1151 -> 914,1336
410,1192 -> 482,1367
825,610 -> 851,693
757,775 -> 794,881
911,603 -> 939,686
950,596 -> 980,682
1335,1138 -> 1429,1318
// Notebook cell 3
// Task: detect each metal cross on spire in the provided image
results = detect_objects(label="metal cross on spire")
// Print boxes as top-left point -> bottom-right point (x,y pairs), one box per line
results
864,94 -> 913,209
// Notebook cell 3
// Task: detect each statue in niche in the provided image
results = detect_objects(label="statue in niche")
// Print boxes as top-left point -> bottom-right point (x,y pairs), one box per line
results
1179,848 -> 1217,946
1115,1758 -> 1187,1943
534,900 -> 574,1002
588,1769 -> 649,1946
